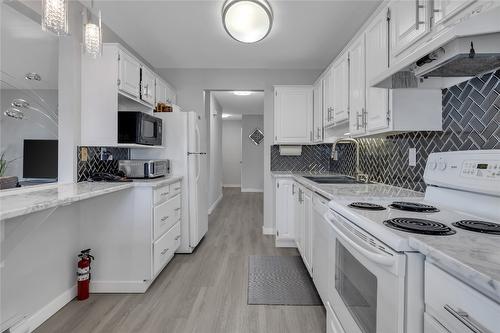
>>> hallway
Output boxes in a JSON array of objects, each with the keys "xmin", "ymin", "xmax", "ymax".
[{"xmin": 36, "ymin": 188, "xmax": 325, "ymax": 333}]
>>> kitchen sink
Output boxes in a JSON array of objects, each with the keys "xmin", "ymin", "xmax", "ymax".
[{"xmin": 303, "ymin": 175, "xmax": 371, "ymax": 184}]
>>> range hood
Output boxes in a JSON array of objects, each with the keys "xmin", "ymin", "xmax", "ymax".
[{"xmin": 412, "ymin": 33, "xmax": 500, "ymax": 78}]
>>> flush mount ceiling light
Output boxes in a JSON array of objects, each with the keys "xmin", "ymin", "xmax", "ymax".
[
  {"xmin": 233, "ymin": 91, "xmax": 253, "ymax": 96},
  {"xmin": 42, "ymin": 0, "xmax": 69, "ymax": 35},
  {"xmin": 222, "ymin": 0, "xmax": 273, "ymax": 43}
]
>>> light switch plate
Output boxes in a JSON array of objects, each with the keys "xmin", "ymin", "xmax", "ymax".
[{"xmin": 409, "ymin": 148, "xmax": 416, "ymax": 167}]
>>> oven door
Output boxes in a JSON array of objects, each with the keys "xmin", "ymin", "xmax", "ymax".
[{"xmin": 327, "ymin": 211, "xmax": 406, "ymax": 333}]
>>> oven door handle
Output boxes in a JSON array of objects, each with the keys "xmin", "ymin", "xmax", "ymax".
[{"xmin": 330, "ymin": 222, "xmax": 396, "ymax": 267}]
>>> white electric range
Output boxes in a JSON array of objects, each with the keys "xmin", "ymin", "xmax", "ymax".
[{"xmin": 325, "ymin": 150, "xmax": 500, "ymax": 333}]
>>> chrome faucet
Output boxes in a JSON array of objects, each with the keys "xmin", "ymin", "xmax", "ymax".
[{"xmin": 331, "ymin": 137, "xmax": 369, "ymax": 183}]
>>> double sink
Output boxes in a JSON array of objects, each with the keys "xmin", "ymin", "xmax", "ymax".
[{"xmin": 303, "ymin": 175, "xmax": 371, "ymax": 184}]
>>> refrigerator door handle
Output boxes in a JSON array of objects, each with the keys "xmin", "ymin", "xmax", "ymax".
[{"xmin": 187, "ymin": 152, "xmax": 207, "ymax": 155}]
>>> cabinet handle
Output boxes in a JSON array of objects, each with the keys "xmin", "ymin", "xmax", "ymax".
[
  {"xmin": 160, "ymin": 192, "xmax": 169, "ymax": 196},
  {"xmin": 174, "ymin": 187, "xmax": 181, "ymax": 191},
  {"xmin": 174, "ymin": 207, "xmax": 181, "ymax": 211},
  {"xmin": 175, "ymin": 235, "xmax": 181, "ymax": 240},
  {"xmin": 443, "ymin": 305, "xmax": 488, "ymax": 333},
  {"xmin": 292, "ymin": 183, "xmax": 295, "ymax": 195},
  {"xmin": 415, "ymin": 0, "xmax": 425, "ymax": 30},
  {"xmin": 310, "ymin": 131, "xmax": 313, "ymax": 142},
  {"xmin": 161, "ymin": 216, "xmax": 169, "ymax": 222},
  {"xmin": 362, "ymin": 107, "xmax": 367, "ymax": 128},
  {"xmin": 161, "ymin": 248, "xmax": 169, "ymax": 255},
  {"xmin": 317, "ymin": 127, "xmax": 321, "ymax": 138}
]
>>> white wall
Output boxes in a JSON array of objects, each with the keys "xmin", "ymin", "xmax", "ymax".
[
  {"xmin": 208, "ymin": 93, "xmax": 223, "ymax": 211},
  {"xmin": 222, "ymin": 119, "xmax": 242, "ymax": 187},
  {"xmin": 155, "ymin": 68, "xmax": 321, "ymax": 233},
  {"xmin": 241, "ymin": 115, "xmax": 264, "ymax": 192}
]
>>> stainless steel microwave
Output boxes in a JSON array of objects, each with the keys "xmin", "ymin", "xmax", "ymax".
[{"xmin": 118, "ymin": 111, "xmax": 162, "ymax": 146}]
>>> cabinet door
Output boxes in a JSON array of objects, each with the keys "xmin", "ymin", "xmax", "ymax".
[
  {"xmin": 366, "ymin": 8, "xmax": 391, "ymax": 132},
  {"xmin": 332, "ymin": 54, "xmax": 349, "ymax": 123},
  {"xmin": 275, "ymin": 179, "xmax": 295, "ymax": 240},
  {"xmin": 324, "ymin": 69, "xmax": 335, "ymax": 127},
  {"xmin": 391, "ymin": 0, "xmax": 431, "ymax": 57},
  {"xmin": 141, "ymin": 67, "xmax": 155, "ymax": 105},
  {"xmin": 155, "ymin": 79, "xmax": 167, "ymax": 105},
  {"xmin": 296, "ymin": 186, "xmax": 304, "ymax": 255},
  {"xmin": 302, "ymin": 188, "xmax": 313, "ymax": 275},
  {"xmin": 274, "ymin": 86, "xmax": 313, "ymax": 144},
  {"xmin": 118, "ymin": 50, "xmax": 140, "ymax": 98},
  {"xmin": 313, "ymin": 80, "xmax": 324, "ymax": 142},
  {"xmin": 433, "ymin": 0, "xmax": 475, "ymax": 26},
  {"xmin": 312, "ymin": 196, "xmax": 331, "ymax": 303},
  {"xmin": 348, "ymin": 35, "xmax": 366, "ymax": 136}
]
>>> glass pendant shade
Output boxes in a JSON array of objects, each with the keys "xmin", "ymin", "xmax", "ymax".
[
  {"xmin": 41, "ymin": 0, "xmax": 69, "ymax": 35},
  {"xmin": 83, "ymin": 10, "xmax": 102, "ymax": 58},
  {"xmin": 222, "ymin": 0, "xmax": 273, "ymax": 43}
]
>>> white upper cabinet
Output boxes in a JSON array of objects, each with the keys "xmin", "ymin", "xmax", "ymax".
[
  {"xmin": 366, "ymin": 8, "xmax": 391, "ymax": 132},
  {"xmin": 140, "ymin": 66, "xmax": 155, "ymax": 106},
  {"xmin": 313, "ymin": 79, "xmax": 324, "ymax": 142},
  {"xmin": 155, "ymin": 78, "xmax": 168, "ymax": 106},
  {"xmin": 348, "ymin": 35, "xmax": 366, "ymax": 136},
  {"xmin": 433, "ymin": 0, "xmax": 475, "ymax": 25},
  {"xmin": 274, "ymin": 86, "xmax": 313, "ymax": 144},
  {"xmin": 332, "ymin": 53, "xmax": 349, "ymax": 123},
  {"xmin": 118, "ymin": 50, "xmax": 141, "ymax": 98},
  {"xmin": 323, "ymin": 69, "xmax": 335, "ymax": 127},
  {"xmin": 390, "ymin": 0, "xmax": 431, "ymax": 57}
]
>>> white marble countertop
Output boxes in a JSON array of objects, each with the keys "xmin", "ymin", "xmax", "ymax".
[
  {"xmin": 0, "ymin": 175, "xmax": 183, "ymax": 220},
  {"xmin": 271, "ymin": 171, "xmax": 500, "ymax": 303}
]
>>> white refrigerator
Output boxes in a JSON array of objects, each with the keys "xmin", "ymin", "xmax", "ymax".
[{"xmin": 132, "ymin": 111, "xmax": 208, "ymax": 253}]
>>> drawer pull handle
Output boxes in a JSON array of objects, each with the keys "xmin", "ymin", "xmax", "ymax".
[
  {"xmin": 160, "ymin": 248, "xmax": 169, "ymax": 255},
  {"xmin": 161, "ymin": 216, "xmax": 169, "ymax": 222},
  {"xmin": 175, "ymin": 235, "xmax": 181, "ymax": 240},
  {"xmin": 160, "ymin": 192, "xmax": 169, "ymax": 196},
  {"xmin": 444, "ymin": 304, "xmax": 489, "ymax": 333},
  {"xmin": 174, "ymin": 187, "xmax": 181, "ymax": 191},
  {"xmin": 175, "ymin": 208, "xmax": 181, "ymax": 211}
]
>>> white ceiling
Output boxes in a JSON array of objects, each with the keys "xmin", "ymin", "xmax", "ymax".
[
  {"xmin": 212, "ymin": 91, "xmax": 264, "ymax": 119},
  {"xmin": 1, "ymin": 3, "xmax": 59, "ymax": 90},
  {"xmin": 95, "ymin": 0, "xmax": 381, "ymax": 69}
]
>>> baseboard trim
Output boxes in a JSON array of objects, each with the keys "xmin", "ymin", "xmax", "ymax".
[
  {"xmin": 262, "ymin": 226, "xmax": 274, "ymax": 235},
  {"xmin": 275, "ymin": 238, "xmax": 297, "ymax": 248},
  {"xmin": 27, "ymin": 286, "xmax": 76, "ymax": 332},
  {"xmin": 208, "ymin": 193, "xmax": 223, "ymax": 215},
  {"xmin": 241, "ymin": 188, "xmax": 263, "ymax": 193},
  {"xmin": 223, "ymin": 184, "xmax": 241, "ymax": 188},
  {"xmin": 90, "ymin": 280, "xmax": 150, "ymax": 293}
]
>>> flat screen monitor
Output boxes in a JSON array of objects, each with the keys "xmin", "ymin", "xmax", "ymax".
[{"xmin": 23, "ymin": 139, "xmax": 58, "ymax": 179}]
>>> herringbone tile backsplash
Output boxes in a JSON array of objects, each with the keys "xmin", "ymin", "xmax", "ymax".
[
  {"xmin": 77, "ymin": 146, "xmax": 129, "ymax": 181},
  {"xmin": 272, "ymin": 70, "xmax": 500, "ymax": 192}
]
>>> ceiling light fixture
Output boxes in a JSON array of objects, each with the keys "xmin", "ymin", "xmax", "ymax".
[
  {"xmin": 42, "ymin": 0, "xmax": 69, "ymax": 35},
  {"xmin": 233, "ymin": 91, "xmax": 253, "ymax": 96},
  {"xmin": 83, "ymin": 1, "xmax": 102, "ymax": 58},
  {"xmin": 222, "ymin": 0, "xmax": 273, "ymax": 43}
]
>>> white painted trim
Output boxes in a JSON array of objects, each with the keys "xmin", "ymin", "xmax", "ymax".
[
  {"xmin": 223, "ymin": 184, "xmax": 241, "ymax": 188},
  {"xmin": 27, "ymin": 286, "xmax": 76, "ymax": 332},
  {"xmin": 90, "ymin": 280, "xmax": 150, "ymax": 293},
  {"xmin": 275, "ymin": 238, "xmax": 297, "ymax": 248},
  {"xmin": 241, "ymin": 188, "xmax": 263, "ymax": 193},
  {"xmin": 208, "ymin": 193, "xmax": 223, "ymax": 215},
  {"xmin": 262, "ymin": 226, "xmax": 274, "ymax": 235}
]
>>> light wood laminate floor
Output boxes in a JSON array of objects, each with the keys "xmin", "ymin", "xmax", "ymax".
[{"xmin": 36, "ymin": 188, "xmax": 326, "ymax": 333}]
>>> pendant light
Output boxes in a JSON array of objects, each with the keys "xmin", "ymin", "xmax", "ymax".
[
  {"xmin": 222, "ymin": 0, "xmax": 273, "ymax": 43},
  {"xmin": 83, "ymin": 1, "xmax": 102, "ymax": 58},
  {"xmin": 41, "ymin": 0, "xmax": 69, "ymax": 35}
]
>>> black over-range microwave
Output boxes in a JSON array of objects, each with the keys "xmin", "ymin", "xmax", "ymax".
[{"xmin": 118, "ymin": 111, "xmax": 162, "ymax": 146}]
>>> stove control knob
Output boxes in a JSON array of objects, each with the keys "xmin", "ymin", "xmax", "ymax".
[
  {"xmin": 429, "ymin": 161, "xmax": 437, "ymax": 170},
  {"xmin": 438, "ymin": 161, "xmax": 447, "ymax": 171}
]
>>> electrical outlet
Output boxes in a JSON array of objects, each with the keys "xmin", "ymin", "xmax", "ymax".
[
  {"xmin": 409, "ymin": 148, "xmax": 416, "ymax": 167},
  {"xmin": 81, "ymin": 147, "xmax": 88, "ymax": 162}
]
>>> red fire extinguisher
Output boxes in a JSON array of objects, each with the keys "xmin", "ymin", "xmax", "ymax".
[{"xmin": 77, "ymin": 249, "xmax": 94, "ymax": 300}]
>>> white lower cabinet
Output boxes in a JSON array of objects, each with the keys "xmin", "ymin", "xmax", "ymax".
[
  {"xmin": 275, "ymin": 179, "xmax": 295, "ymax": 247},
  {"xmin": 312, "ymin": 194, "xmax": 331, "ymax": 303},
  {"xmin": 326, "ymin": 301, "xmax": 345, "ymax": 333},
  {"xmin": 153, "ymin": 221, "xmax": 181, "ymax": 276},
  {"xmin": 153, "ymin": 194, "xmax": 181, "ymax": 241},
  {"xmin": 292, "ymin": 183, "xmax": 313, "ymax": 275}
]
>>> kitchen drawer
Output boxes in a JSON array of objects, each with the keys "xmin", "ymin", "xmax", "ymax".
[
  {"xmin": 153, "ymin": 194, "xmax": 181, "ymax": 240},
  {"xmin": 424, "ymin": 313, "xmax": 449, "ymax": 333},
  {"xmin": 425, "ymin": 262, "xmax": 500, "ymax": 333},
  {"xmin": 153, "ymin": 222, "xmax": 181, "ymax": 276},
  {"xmin": 326, "ymin": 301, "xmax": 345, "ymax": 333},
  {"xmin": 154, "ymin": 185, "xmax": 170, "ymax": 205},
  {"xmin": 170, "ymin": 181, "xmax": 181, "ymax": 196}
]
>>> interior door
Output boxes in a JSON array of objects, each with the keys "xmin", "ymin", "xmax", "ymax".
[
  {"xmin": 332, "ymin": 54, "xmax": 349, "ymax": 123},
  {"xmin": 391, "ymin": 0, "xmax": 431, "ymax": 57},
  {"xmin": 366, "ymin": 8, "xmax": 390, "ymax": 132},
  {"xmin": 348, "ymin": 35, "xmax": 366, "ymax": 136},
  {"xmin": 118, "ymin": 50, "xmax": 140, "ymax": 98}
]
